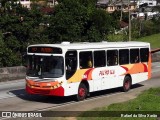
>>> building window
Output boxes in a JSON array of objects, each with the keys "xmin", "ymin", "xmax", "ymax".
[
  {"xmin": 110, "ymin": 6, "xmax": 114, "ymax": 10},
  {"xmin": 117, "ymin": 6, "xmax": 121, "ymax": 10}
]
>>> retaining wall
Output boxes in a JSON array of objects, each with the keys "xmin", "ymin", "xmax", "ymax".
[
  {"xmin": 0, "ymin": 66, "xmax": 26, "ymax": 82},
  {"xmin": 152, "ymin": 51, "xmax": 160, "ymax": 62}
]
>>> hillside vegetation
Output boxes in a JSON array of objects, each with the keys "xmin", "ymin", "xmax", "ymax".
[{"xmin": 137, "ymin": 33, "xmax": 160, "ymax": 48}]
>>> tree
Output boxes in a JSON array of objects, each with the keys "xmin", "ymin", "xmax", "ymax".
[
  {"xmin": 141, "ymin": 20, "xmax": 155, "ymax": 36},
  {"xmin": 47, "ymin": 0, "xmax": 89, "ymax": 42},
  {"xmin": 87, "ymin": 9, "xmax": 116, "ymax": 41},
  {"xmin": 47, "ymin": 0, "xmax": 116, "ymax": 43},
  {"xmin": 0, "ymin": 1, "xmax": 48, "ymax": 67},
  {"xmin": 0, "ymin": 31, "xmax": 5, "ymax": 67},
  {"xmin": 0, "ymin": 0, "xmax": 131, "ymax": 67}
]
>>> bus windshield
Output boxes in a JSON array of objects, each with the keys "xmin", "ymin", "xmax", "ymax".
[{"xmin": 26, "ymin": 55, "xmax": 64, "ymax": 78}]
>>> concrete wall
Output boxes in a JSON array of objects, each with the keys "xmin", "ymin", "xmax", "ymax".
[
  {"xmin": 0, "ymin": 66, "xmax": 26, "ymax": 82},
  {"xmin": 152, "ymin": 52, "xmax": 160, "ymax": 62}
]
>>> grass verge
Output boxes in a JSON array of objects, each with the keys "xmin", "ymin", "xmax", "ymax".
[
  {"xmin": 137, "ymin": 33, "xmax": 160, "ymax": 48},
  {"xmin": 77, "ymin": 87, "xmax": 160, "ymax": 120}
]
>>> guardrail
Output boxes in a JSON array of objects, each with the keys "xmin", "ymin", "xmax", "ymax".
[{"xmin": 151, "ymin": 48, "xmax": 160, "ymax": 53}]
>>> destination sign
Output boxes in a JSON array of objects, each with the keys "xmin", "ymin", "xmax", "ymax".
[{"xmin": 28, "ymin": 47, "xmax": 62, "ymax": 54}]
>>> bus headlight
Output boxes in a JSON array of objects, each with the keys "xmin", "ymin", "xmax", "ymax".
[{"xmin": 26, "ymin": 82, "xmax": 31, "ymax": 87}]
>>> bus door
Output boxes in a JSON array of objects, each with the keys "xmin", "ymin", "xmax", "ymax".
[{"xmin": 65, "ymin": 51, "xmax": 78, "ymax": 80}]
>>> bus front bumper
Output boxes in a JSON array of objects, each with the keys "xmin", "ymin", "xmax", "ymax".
[{"xmin": 26, "ymin": 85, "xmax": 64, "ymax": 96}]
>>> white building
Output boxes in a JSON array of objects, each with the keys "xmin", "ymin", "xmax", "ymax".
[
  {"xmin": 137, "ymin": 0, "xmax": 157, "ymax": 8},
  {"xmin": 47, "ymin": 0, "xmax": 58, "ymax": 7},
  {"xmin": 18, "ymin": 0, "xmax": 31, "ymax": 9},
  {"xmin": 17, "ymin": 0, "xmax": 58, "ymax": 9}
]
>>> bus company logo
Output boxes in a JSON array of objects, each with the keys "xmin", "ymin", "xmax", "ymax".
[
  {"xmin": 82, "ymin": 75, "xmax": 87, "ymax": 79},
  {"xmin": 2, "ymin": 112, "xmax": 11, "ymax": 118},
  {"xmin": 99, "ymin": 69, "xmax": 115, "ymax": 76}
]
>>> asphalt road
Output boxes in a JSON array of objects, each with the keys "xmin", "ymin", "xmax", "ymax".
[{"xmin": 0, "ymin": 62, "xmax": 160, "ymax": 119}]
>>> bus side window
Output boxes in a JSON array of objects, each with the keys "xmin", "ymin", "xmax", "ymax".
[
  {"xmin": 107, "ymin": 50, "xmax": 118, "ymax": 66},
  {"xmin": 79, "ymin": 51, "xmax": 93, "ymax": 69},
  {"xmin": 119, "ymin": 49, "xmax": 129, "ymax": 65},
  {"xmin": 130, "ymin": 49, "xmax": 140, "ymax": 63},
  {"xmin": 94, "ymin": 50, "xmax": 106, "ymax": 67},
  {"xmin": 87, "ymin": 56, "xmax": 92, "ymax": 68},
  {"xmin": 140, "ymin": 48, "xmax": 149, "ymax": 62}
]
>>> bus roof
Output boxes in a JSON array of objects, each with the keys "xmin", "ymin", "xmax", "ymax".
[{"xmin": 28, "ymin": 41, "xmax": 150, "ymax": 50}]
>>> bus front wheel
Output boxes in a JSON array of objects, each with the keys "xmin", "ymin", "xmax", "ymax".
[
  {"xmin": 77, "ymin": 83, "xmax": 87, "ymax": 101},
  {"xmin": 123, "ymin": 76, "xmax": 132, "ymax": 92}
]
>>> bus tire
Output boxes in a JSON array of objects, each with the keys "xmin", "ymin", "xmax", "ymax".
[
  {"xmin": 77, "ymin": 83, "xmax": 87, "ymax": 101},
  {"xmin": 123, "ymin": 76, "xmax": 132, "ymax": 92}
]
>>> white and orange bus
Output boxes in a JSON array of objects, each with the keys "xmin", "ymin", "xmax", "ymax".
[{"xmin": 25, "ymin": 41, "xmax": 151, "ymax": 101}]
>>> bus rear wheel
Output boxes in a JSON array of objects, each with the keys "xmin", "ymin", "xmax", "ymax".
[
  {"xmin": 123, "ymin": 76, "xmax": 132, "ymax": 92},
  {"xmin": 77, "ymin": 83, "xmax": 87, "ymax": 101}
]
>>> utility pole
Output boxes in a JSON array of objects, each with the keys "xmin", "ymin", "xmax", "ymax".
[
  {"xmin": 128, "ymin": 0, "xmax": 131, "ymax": 41},
  {"xmin": 120, "ymin": 0, "xmax": 123, "ymax": 21}
]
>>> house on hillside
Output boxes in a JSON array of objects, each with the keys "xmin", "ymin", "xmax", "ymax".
[
  {"xmin": 115, "ymin": 0, "xmax": 137, "ymax": 12},
  {"xmin": 115, "ymin": 21, "xmax": 128, "ymax": 34},
  {"xmin": 157, "ymin": 0, "xmax": 160, "ymax": 5},
  {"xmin": 96, "ymin": 0, "xmax": 110, "ymax": 8},
  {"xmin": 96, "ymin": 0, "xmax": 137, "ymax": 13},
  {"xmin": 96, "ymin": 0, "xmax": 116, "ymax": 13},
  {"xmin": 47, "ymin": 0, "xmax": 58, "ymax": 7},
  {"xmin": 18, "ymin": 0, "xmax": 31, "ymax": 9},
  {"xmin": 137, "ymin": 0, "xmax": 157, "ymax": 8},
  {"xmin": 18, "ymin": 0, "xmax": 58, "ymax": 9}
]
